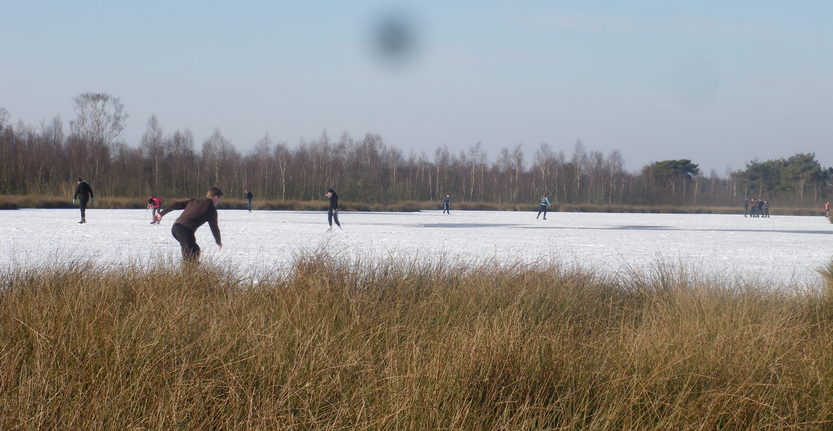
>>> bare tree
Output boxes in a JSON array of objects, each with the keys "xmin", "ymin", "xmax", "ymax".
[
  {"xmin": 251, "ymin": 133, "xmax": 273, "ymax": 198},
  {"xmin": 273, "ymin": 142, "xmax": 291, "ymax": 200},
  {"xmin": 201, "ymin": 129, "xmax": 235, "ymax": 187},
  {"xmin": 0, "ymin": 108, "xmax": 9, "ymax": 131},
  {"xmin": 467, "ymin": 142, "xmax": 486, "ymax": 202},
  {"xmin": 141, "ymin": 115, "xmax": 164, "ymax": 193},
  {"xmin": 70, "ymin": 92, "xmax": 127, "ymax": 181}
]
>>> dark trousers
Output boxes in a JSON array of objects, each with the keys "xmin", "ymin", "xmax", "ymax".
[
  {"xmin": 247, "ymin": 198, "xmax": 253, "ymax": 212},
  {"xmin": 79, "ymin": 197, "xmax": 89, "ymax": 220},
  {"xmin": 443, "ymin": 204, "xmax": 450, "ymax": 214},
  {"xmin": 172, "ymin": 223, "xmax": 200, "ymax": 263},
  {"xmin": 537, "ymin": 205, "xmax": 547, "ymax": 219},
  {"xmin": 328, "ymin": 208, "xmax": 341, "ymax": 227}
]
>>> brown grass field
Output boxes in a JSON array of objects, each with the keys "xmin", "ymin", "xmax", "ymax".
[{"xmin": 3, "ymin": 253, "xmax": 833, "ymax": 429}]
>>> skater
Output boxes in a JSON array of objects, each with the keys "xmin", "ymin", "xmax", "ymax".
[
  {"xmin": 825, "ymin": 201, "xmax": 829, "ymax": 217},
  {"xmin": 244, "ymin": 188, "xmax": 254, "ymax": 212},
  {"xmin": 442, "ymin": 194, "xmax": 451, "ymax": 214},
  {"xmin": 72, "ymin": 178, "xmax": 95, "ymax": 224},
  {"xmin": 743, "ymin": 198, "xmax": 749, "ymax": 217},
  {"xmin": 325, "ymin": 188, "xmax": 341, "ymax": 231},
  {"xmin": 153, "ymin": 186, "xmax": 223, "ymax": 264},
  {"xmin": 536, "ymin": 194, "xmax": 551, "ymax": 220},
  {"xmin": 147, "ymin": 196, "xmax": 162, "ymax": 224},
  {"xmin": 763, "ymin": 200, "xmax": 770, "ymax": 218}
]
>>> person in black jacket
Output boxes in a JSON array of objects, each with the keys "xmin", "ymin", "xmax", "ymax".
[
  {"xmin": 442, "ymin": 194, "xmax": 451, "ymax": 214},
  {"xmin": 72, "ymin": 178, "xmax": 95, "ymax": 224},
  {"xmin": 154, "ymin": 186, "xmax": 223, "ymax": 264},
  {"xmin": 325, "ymin": 188, "xmax": 341, "ymax": 231},
  {"xmin": 244, "ymin": 188, "xmax": 254, "ymax": 212}
]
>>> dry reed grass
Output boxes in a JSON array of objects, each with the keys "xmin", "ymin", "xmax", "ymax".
[{"xmin": 2, "ymin": 255, "xmax": 833, "ymax": 429}]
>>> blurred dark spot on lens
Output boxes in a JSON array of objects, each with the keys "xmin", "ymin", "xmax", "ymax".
[{"xmin": 370, "ymin": 11, "xmax": 418, "ymax": 68}]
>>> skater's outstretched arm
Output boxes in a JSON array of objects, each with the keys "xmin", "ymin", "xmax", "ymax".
[
  {"xmin": 208, "ymin": 209, "xmax": 222, "ymax": 250},
  {"xmin": 153, "ymin": 200, "xmax": 190, "ymax": 222}
]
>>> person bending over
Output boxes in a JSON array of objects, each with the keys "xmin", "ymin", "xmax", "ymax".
[
  {"xmin": 154, "ymin": 186, "xmax": 223, "ymax": 264},
  {"xmin": 147, "ymin": 196, "xmax": 162, "ymax": 224}
]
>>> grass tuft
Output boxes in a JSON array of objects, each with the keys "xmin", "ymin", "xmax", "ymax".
[{"xmin": 2, "ymin": 256, "xmax": 833, "ymax": 429}]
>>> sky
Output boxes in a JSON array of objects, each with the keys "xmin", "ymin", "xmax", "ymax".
[{"xmin": 2, "ymin": 0, "xmax": 832, "ymax": 173}]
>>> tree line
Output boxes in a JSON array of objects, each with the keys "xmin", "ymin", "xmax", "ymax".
[{"xmin": 1, "ymin": 94, "xmax": 831, "ymax": 207}]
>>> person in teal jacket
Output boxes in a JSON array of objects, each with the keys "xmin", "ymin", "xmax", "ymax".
[{"xmin": 536, "ymin": 194, "xmax": 551, "ymax": 220}]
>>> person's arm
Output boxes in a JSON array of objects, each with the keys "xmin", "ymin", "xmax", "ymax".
[
  {"xmin": 155, "ymin": 200, "xmax": 190, "ymax": 222},
  {"xmin": 208, "ymin": 208, "xmax": 222, "ymax": 248},
  {"xmin": 159, "ymin": 200, "xmax": 189, "ymax": 216},
  {"xmin": 73, "ymin": 184, "xmax": 80, "ymax": 200},
  {"xmin": 89, "ymin": 186, "xmax": 94, "ymax": 199}
]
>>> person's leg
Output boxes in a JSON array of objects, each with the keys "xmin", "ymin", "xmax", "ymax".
[
  {"xmin": 333, "ymin": 209, "xmax": 341, "ymax": 227},
  {"xmin": 328, "ymin": 209, "xmax": 334, "ymax": 227},
  {"xmin": 172, "ymin": 224, "xmax": 200, "ymax": 263},
  {"xmin": 247, "ymin": 198, "xmax": 252, "ymax": 212},
  {"xmin": 543, "ymin": 206, "xmax": 547, "ymax": 220},
  {"xmin": 79, "ymin": 198, "xmax": 88, "ymax": 222}
]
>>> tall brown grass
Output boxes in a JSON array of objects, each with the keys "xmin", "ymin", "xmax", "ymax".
[{"xmin": 3, "ymin": 255, "xmax": 833, "ymax": 429}]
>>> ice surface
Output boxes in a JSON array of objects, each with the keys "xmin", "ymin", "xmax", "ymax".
[{"xmin": 2, "ymin": 208, "xmax": 831, "ymax": 285}]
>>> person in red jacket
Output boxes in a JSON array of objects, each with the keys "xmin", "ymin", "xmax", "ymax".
[
  {"xmin": 154, "ymin": 187, "xmax": 223, "ymax": 264},
  {"xmin": 147, "ymin": 196, "xmax": 163, "ymax": 224}
]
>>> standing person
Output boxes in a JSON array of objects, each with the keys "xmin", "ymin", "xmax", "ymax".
[
  {"xmin": 763, "ymin": 200, "xmax": 770, "ymax": 218},
  {"xmin": 324, "ymin": 188, "xmax": 341, "ymax": 231},
  {"xmin": 442, "ymin": 194, "xmax": 451, "ymax": 214},
  {"xmin": 147, "ymin": 196, "xmax": 163, "ymax": 224},
  {"xmin": 153, "ymin": 186, "xmax": 223, "ymax": 264},
  {"xmin": 72, "ymin": 178, "xmax": 95, "ymax": 224},
  {"xmin": 825, "ymin": 201, "xmax": 829, "ymax": 217},
  {"xmin": 244, "ymin": 188, "xmax": 254, "ymax": 212},
  {"xmin": 536, "ymin": 194, "xmax": 551, "ymax": 220},
  {"xmin": 743, "ymin": 198, "xmax": 749, "ymax": 217}
]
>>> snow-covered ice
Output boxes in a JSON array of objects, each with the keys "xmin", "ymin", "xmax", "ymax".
[{"xmin": 2, "ymin": 208, "xmax": 832, "ymax": 285}]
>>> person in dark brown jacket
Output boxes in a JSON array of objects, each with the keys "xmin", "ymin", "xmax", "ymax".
[{"xmin": 154, "ymin": 186, "xmax": 223, "ymax": 263}]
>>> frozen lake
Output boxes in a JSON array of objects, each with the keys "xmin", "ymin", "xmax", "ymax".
[{"xmin": 2, "ymin": 208, "xmax": 832, "ymax": 285}]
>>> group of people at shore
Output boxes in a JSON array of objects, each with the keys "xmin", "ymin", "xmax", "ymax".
[
  {"xmin": 150, "ymin": 187, "xmax": 340, "ymax": 262},
  {"xmin": 71, "ymin": 180, "xmax": 559, "ymax": 264},
  {"xmin": 743, "ymin": 198, "xmax": 770, "ymax": 218},
  {"xmin": 73, "ymin": 179, "xmax": 342, "ymax": 264}
]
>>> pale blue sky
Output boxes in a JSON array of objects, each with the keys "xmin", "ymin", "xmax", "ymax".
[{"xmin": 2, "ymin": 1, "xmax": 831, "ymax": 172}]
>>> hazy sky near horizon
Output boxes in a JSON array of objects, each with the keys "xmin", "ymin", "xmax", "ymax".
[{"xmin": 2, "ymin": 0, "xmax": 831, "ymax": 173}]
